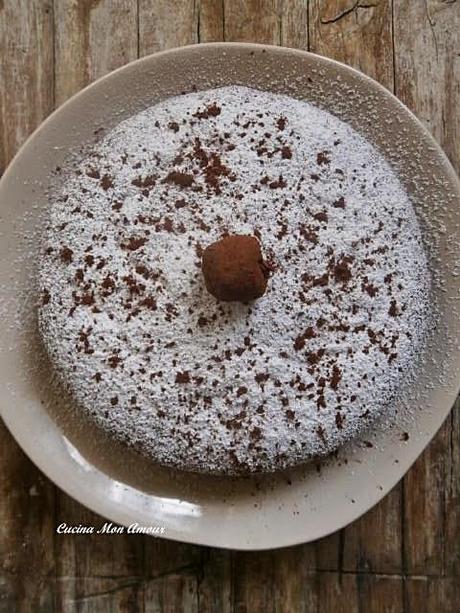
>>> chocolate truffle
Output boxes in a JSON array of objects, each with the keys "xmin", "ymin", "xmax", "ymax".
[{"xmin": 202, "ymin": 234, "xmax": 269, "ymax": 302}]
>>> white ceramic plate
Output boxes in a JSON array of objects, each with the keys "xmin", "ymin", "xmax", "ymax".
[{"xmin": 0, "ymin": 43, "xmax": 459, "ymax": 550}]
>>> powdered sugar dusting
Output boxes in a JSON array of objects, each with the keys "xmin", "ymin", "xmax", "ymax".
[{"xmin": 38, "ymin": 86, "xmax": 430, "ymax": 475}]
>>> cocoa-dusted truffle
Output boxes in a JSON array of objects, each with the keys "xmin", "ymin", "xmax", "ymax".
[{"xmin": 202, "ymin": 234, "xmax": 269, "ymax": 302}]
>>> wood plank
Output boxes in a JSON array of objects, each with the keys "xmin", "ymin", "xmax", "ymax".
[
  {"xmin": 0, "ymin": 434, "xmax": 56, "ymax": 611},
  {"xmin": 53, "ymin": 0, "xmax": 215, "ymax": 607},
  {"xmin": 0, "ymin": 1, "xmax": 56, "ymax": 611},
  {"xmin": 317, "ymin": 572, "xmax": 405, "ymax": 613},
  {"xmin": 222, "ymin": 0, "xmax": 402, "ymax": 603},
  {"xmin": 270, "ymin": 546, "xmax": 319, "ymax": 612},
  {"xmin": 230, "ymin": 551, "xmax": 278, "ymax": 612},
  {"xmin": 402, "ymin": 424, "xmax": 450, "ymax": 575},
  {"xmin": 405, "ymin": 576, "xmax": 459, "ymax": 613},
  {"xmin": 138, "ymin": 0, "xmax": 196, "ymax": 56},
  {"xmin": 393, "ymin": 0, "xmax": 460, "ymax": 169},
  {"xmin": 141, "ymin": 533, "xmax": 203, "ymax": 608},
  {"xmin": 135, "ymin": 5, "xmax": 229, "ymax": 611},
  {"xmin": 138, "ymin": 1, "xmax": 224, "ymax": 56},
  {"xmin": 54, "ymin": 493, "xmax": 144, "ymax": 611},
  {"xmin": 232, "ymin": 548, "xmax": 320, "ymax": 612},
  {"xmin": 316, "ymin": 572, "xmax": 359, "ymax": 613},
  {"xmin": 224, "ymin": 0, "xmax": 282, "ymax": 45},
  {"xmin": 315, "ymin": 531, "xmax": 342, "ymax": 570},
  {"xmin": 281, "ymin": 0, "xmax": 309, "ymax": 50},
  {"xmin": 198, "ymin": 0, "xmax": 225, "ymax": 43},
  {"xmin": 223, "ymin": 0, "xmax": 306, "ymax": 49},
  {"xmin": 143, "ymin": 573, "xmax": 199, "ymax": 613},
  {"xmin": 393, "ymin": 0, "xmax": 460, "ymax": 582},
  {"xmin": 51, "ymin": 3, "xmax": 150, "ymax": 611},
  {"xmin": 319, "ymin": 573, "xmax": 457, "ymax": 613},
  {"xmin": 196, "ymin": 548, "xmax": 232, "ymax": 613},
  {"xmin": 54, "ymin": 0, "xmax": 138, "ymax": 105},
  {"xmin": 55, "ymin": 498, "xmax": 203, "ymax": 611},
  {"xmin": 309, "ymin": 0, "xmax": 394, "ymax": 89},
  {"xmin": 55, "ymin": 576, "xmax": 145, "ymax": 613},
  {"xmin": 308, "ymin": 0, "xmax": 402, "ymax": 577},
  {"xmin": 184, "ymin": 7, "xmax": 234, "ymax": 609},
  {"xmin": 339, "ymin": 488, "xmax": 403, "ymax": 574},
  {"xmin": 219, "ymin": 4, "xmax": 318, "ymax": 608},
  {"xmin": 353, "ymin": 573, "xmax": 403, "ymax": 613},
  {"xmin": 0, "ymin": 0, "xmax": 54, "ymax": 169},
  {"xmin": 446, "ymin": 396, "xmax": 460, "ymax": 578}
]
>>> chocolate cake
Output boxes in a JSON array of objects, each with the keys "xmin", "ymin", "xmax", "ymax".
[{"xmin": 38, "ymin": 86, "xmax": 430, "ymax": 475}]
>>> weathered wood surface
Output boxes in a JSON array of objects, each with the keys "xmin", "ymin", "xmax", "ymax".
[{"xmin": 0, "ymin": 1, "xmax": 459, "ymax": 611}]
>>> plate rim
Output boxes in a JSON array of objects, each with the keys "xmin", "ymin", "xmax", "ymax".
[{"xmin": 1, "ymin": 42, "xmax": 459, "ymax": 551}]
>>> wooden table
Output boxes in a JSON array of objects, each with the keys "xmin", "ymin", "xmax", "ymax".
[{"xmin": 1, "ymin": 2, "xmax": 459, "ymax": 611}]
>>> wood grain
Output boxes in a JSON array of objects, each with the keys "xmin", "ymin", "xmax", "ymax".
[
  {"xmin": 0, "ymin": 0, "xmax": 459, "ymax": 611},
  {"xmin": 0, "ymin": 0, "xmax": 54, "ymax": 170},
  {"xmin": 393, "ymin": 3, "xmax": 460, "ymax": 606},
  {"xmin": 54, "ymin": 0, "xmax": 138, "ymax": 105},
  {"xmin": 0, "ymin": 2, "xmax": 56, "ymax": 611},
  {"xmin": 309, "ymin": 0, "xmax": 394, "ymax": 89},
  {"xmin": 55, "ymin": 1, "xmax": 206, "ymax": 611},
  {"xmin": 308, "ymin": 0, "xmax": 403, "ymax": 580},
  {"xmin": 393, "ymin": 0, "xmax": 460, "ymax": 168},
  {"xmin": 198, "ymin": 0, "xmax": 225, "ymax": 43},
  {"xmin": 281, "ymin": 0, "xmax": 310, "ymax": 50},
  {"xmin": 224, "ymin": 0, "xmax": 282, "ymax": 44},
  {"xmin": 138, "ymin": 0, "xmax": 196, "ymax": 56}
]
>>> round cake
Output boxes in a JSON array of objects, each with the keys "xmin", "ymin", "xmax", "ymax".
[{"xmin": 38, "ymin": 86, "xmax": 430, "ymax": 475}]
